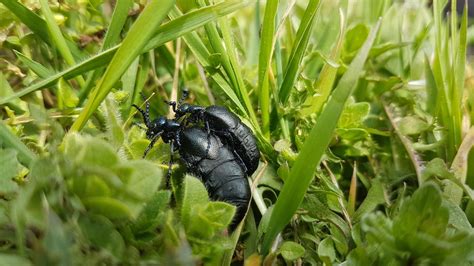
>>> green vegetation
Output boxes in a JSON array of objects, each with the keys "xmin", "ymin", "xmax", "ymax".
[{"xmin": 1, "ymin": 0, "xmax": 474, "ymax": 264}]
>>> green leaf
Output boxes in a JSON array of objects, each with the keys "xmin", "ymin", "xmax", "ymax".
[
  {"xmin": 279, "ymin": 241, "xmax": 305, "ymax": 261},
  {"xmin": 261, "ymin": 19, "xmax": 381, "ymax": 254},
  {"xmin": 180, "ymin": 175, "xmax": 210, "ymax": 230},
  {"xmin": 279, "ymin": 0, "xmax": 321, "ymax": 103},
  {"xmin": 63, "ymin": 134, "xmax": 119, "ymax": 168},
  {"xmin": 0, "ymin": 254, "xmax": 31, "ymax": 266},
  {"xmin": 0, "ymin": 149, "xmax": 20, "ymax": 196},
  {"xmin": 120, "ymin": 160, "xmax": 163, "ymax": 200},
  {"xmin": 132, "ymin": 190, "xmax": 171, "ymax": 234},
  {"xmin": 78, "ymin": 215, "xmax": 125, "ymax": 259},
  {"xmin": 317, "ymin": 238, "xmax": 336, "ymax": 264},
  {"xmin": 397, "ymin": 116, "xmax": 430, "ymax": 135},
  {"xmin": 82, "ymin": 197, "xmax": 133, "ymax": 219}
]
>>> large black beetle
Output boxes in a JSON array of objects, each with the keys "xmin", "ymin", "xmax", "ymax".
[{"xmin": 132, "ymin": 101, "xmax": 253, "ymax": 230}]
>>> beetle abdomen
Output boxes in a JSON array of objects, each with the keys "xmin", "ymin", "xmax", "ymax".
[{"xmin": 203, "ymin": 106, "xmax": 260, "ymax": 175}]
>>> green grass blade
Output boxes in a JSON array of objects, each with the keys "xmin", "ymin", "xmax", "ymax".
[
  {"xmin": 39, "ymin": 0, "xmax": 85, "ymax": 88},
  {"xmin": 0, "ymin": 0, "xmax": 50, "ymax": 43},
  {"xmin": 261, "ymin": 20, "xmax": 381, "ymax": 254},
  {"xmin": 258, "ymin": 0, "xmax": 279, "ymax": 137},
  {"xmin": 102, "ymin": 0, "xmax": 133, "ymax": 49},
  {"xmin": 0, "ymin": 122, "xmax": 36, "ymax": 166},
  {"xmin": 299, "ymin": 8, "xmax": 346, "ymax": 117},
  {"xmin": 70, "ymin": 0, "xmax": 176, "ymax": 132},
  {"xmin": 218, "ymin": 17, "xmax": 259, "ymax": 128},
  {"xmin": 78, "ymin": 0, "xmax": 133, "ymax": 102},
  {"xmin": 38, "ymin": 0, "xmax": 81, "ymax": 71},
  {"xmin": 278, "ymin": 0, "xmax": 320, "ymax": 104},
  {"xmin": 14, "ymin": 50, "xmax": 54, "ymax": 78},
  {"xmin": 0, "ymin": 1, "xmax": 244, "ymax": 106}
]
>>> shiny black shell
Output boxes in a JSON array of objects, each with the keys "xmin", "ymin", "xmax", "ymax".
[
  {"xmin": 178, "ymin": 126, "xmax": 250, "ymax": 230},
  {"xmin": 202, "ymin": 106, "xmax": 260, "ymax": 176}
]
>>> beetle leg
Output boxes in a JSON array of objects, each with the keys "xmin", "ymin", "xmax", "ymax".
[
  {"xmin": 166, "ymin": 140, "xmax": 174, "ymax": 188},
  {"xmin": 164, "ymin": 100, "xmax": 177, "ymax": 112},
  {"xmin": 143, "ymin": 133, "xmax": 161, "ymax": 158}
]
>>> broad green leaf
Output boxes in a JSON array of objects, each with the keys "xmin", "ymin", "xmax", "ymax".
[
  {"xmin": 132, "ymin": 190, "xmax": 171, "ymax": 234},
  {"xmin": 180, "ymin": 175, "xmax": 210, "ymax": 230},
  {"xmin": 261, "ymin": 20, "xmax": 381, "ymax": 254},
  {"xmin": 279, "ymin": 241, "xmax": 305, "ymax": 261},
  {"xmin": 82, "ymin": 197, "xmax": 133, "ymax": 219}
]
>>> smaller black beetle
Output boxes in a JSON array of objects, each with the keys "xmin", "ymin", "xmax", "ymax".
[
  {"xmin": 132, "ymin": 101, "xmax": 251, "ymax": 231},
  {"xmin": 166, "ymin": 92, "xmax": 260, "ymax": 176}
]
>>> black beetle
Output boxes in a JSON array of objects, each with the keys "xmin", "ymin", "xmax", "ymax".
[
  {"xmin": 132, "ymin": 100, "xmax": 252, "ymax": 230},
  {"xmin": 166, "ymin": 92, "xmax": 260, "ymax": 176}
]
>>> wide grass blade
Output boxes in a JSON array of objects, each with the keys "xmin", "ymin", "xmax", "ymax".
[
  {"xmin": 70, "ymin": 0, "xmax": 176, "ymax": 132},
  {"xmin": 258, "ymin": 0, "xmax": 279, "ymax": 137},
  {"xmin": 278, "ymin": 0, "xmax": 320, "ymax": 104},
  {"xmin": 0, "ymin": 122, "xmax": 36, "ymax": 166},
  {"xmin": 261, "ymin": 20, "xmax": 381, "ymax": 254},
  {"xmin": 0, "ymin": 1, "xmax": 245, "ymax": 106}
]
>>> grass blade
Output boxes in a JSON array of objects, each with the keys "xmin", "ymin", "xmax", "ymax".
[
  {"xmin": 70, "ymin": 0, "xmax": 176, "ymax": 132},
  {"xmin": 299, "ymin": 8, "xmax": 346, "ymax": 116},
  {"xmin": 278, "ymin": 0, "xmax": 320, "ymax": 104},
  {"xmin": 0, "ymin": 1, "xmax": 245, "ymax": 106},
  {"xmin": 258, "ymin": 0, "xmax": 279, "ymax": 137},
  {"xmin": 39, "ymin": 0, "xmax": 84, "ymax": 86},
  {"xmin": 79, "ymin": 0, "xmax": 133, "ymax": 102},
  {"xmin": 261, "ymin": 20, "xmax": 381, "ymax": 254},
  {"xmin": 0, "ymin": 0, "xmax": 50, "ymax": 43}
]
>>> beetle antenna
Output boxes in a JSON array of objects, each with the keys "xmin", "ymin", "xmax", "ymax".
[
  {"xmin": 143, "ymin": 130, "xmax": 163, "ymax": 157},
  {"xmin": 132, "ymin": 104, "xmax": 151, "ymax": 128}
]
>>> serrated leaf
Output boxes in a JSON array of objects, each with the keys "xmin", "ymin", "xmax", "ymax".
[{"xmin": 120, "ymin": 160, "xmax": 162, "ymax": 200}]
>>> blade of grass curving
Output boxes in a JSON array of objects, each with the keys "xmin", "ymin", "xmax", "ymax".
[
  {"xmin": 79, "ymin": 0, "xmax": 133, "ymax": 103},
  {"xmin": 299, "ymin": 8, "xmax": 346, "ymax": 117},
  {"xmin": 278, "ymin": 0, "xmax": 321, "ymax": 104},
  {"xmin": 0, "ymin": 0, "xmax": 50, "ymax": 43},
  {"xmin": 0, "ymin": 122, "xmax": 36, "ymax": 166},
  {"xmin": 168, "ymin": 8, "xmax": 246, "ymax": 116},
  {"xmin": 0, "ymin": 1, "xmax": 245, "ymax": 106},
  {"xmin": 14, "ymin": 51, "xmax": 54, "ymax": 78},
  {"xmin": 261, "ymin": 20, "xmax": 381, "ymax": 254},
  {"xmin": 218, "ymin": 17, "xmax": 259, "ymax": 128},
  {"xmin": 258, "ymin": 0, "xmax": 279, "ymax": 138},
  {"xmin": 39, "ymin": 0, "xmax": 85, "ymax": 86},
  {"xmin": 70, "ymin": 0, "xmax": 176, "ymax": 132}
]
